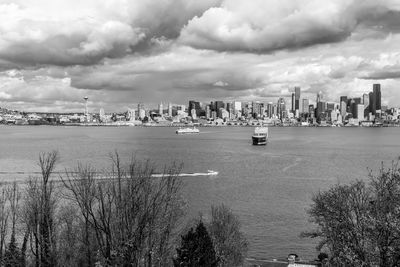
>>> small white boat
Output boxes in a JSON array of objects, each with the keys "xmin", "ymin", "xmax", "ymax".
[
  {"xmin": 252, "ymin": 127, "xmax": 268, "ymax": 145},
  {"xmin": 176, "ymin": 127, "xmax": 200, "ymax": 134}
]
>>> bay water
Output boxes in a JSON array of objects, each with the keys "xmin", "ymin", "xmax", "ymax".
[{"xmin": 0, "ymin": 125, "xmax": 399, "ymax": 259}]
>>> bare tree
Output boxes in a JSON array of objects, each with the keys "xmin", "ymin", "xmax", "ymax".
[
  {"xmin": 24, "ymin": 151, "xmax": 59, "ymax": 267},
  {"xmin": 0, "ymin": 184, "xmax": 9, "ymax": 264},
  {"xmin": 61, "ymin": 152, "xmax": 185, "ymax": 266}
]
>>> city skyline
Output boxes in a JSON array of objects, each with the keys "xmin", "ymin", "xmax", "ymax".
[{"xmin": 1, "ymin": 1, "xmax": 400, "ymax": 112}]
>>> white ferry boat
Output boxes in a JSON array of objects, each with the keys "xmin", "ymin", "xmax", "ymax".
[
  {"xmin": 176, "ymin": 127, "xmax": 200, "ymax": 134},
  {"xmin": 252, "ymin": 127, "xmax": 268, "ymax": 145}
]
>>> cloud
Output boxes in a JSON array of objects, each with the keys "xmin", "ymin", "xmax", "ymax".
[
  {"xmin": 360, "ymin": 69, "xmax": 400, "ymax": 80},
  {"xmin": 0, "ymin": 0, "xmax": 222, "ymax": 67},
  {"xmin": 179, "ymin": 0, "xmax": 400, "ymax": 53},
  {"xmin": 213, "ymin": 81, "xmax": 229, "ymax": 87}
]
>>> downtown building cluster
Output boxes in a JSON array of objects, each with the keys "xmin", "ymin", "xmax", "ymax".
[{"xmin": 181, "ymin": 83, "xmax": 399, "ymax": 126}]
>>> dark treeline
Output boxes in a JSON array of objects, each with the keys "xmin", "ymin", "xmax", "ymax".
[{"xmin": 0, "ymin": 151, "xmax": 248, "ymax": 267}]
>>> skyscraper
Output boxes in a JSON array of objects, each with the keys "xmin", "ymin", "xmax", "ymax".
[
  {"xmin": 158, "ymin": 102, "xmax": 163, "ymax": 115},
  {"xmin": 373, "ymin": 84, "xmax": 381, "ymax": 111},
  {"xmin": 168, "ymin": 102, "xmax": 172, "ymax": 116},
  {"xmin": 295, "ymin": 87, "xmax": 300, "ymax": 111},
  {"xmin": 340, "ymin": 96, "xmax": 347, "ymax": 118},
  {"xmin": 363, "ymin": 94, "xmax": 369, "ymax": 118},
  {"xmin": 291, "ymin": 93, "xmax": 295, "ymax": 112},
  {"xmin": 188, "ymin": 100, "xmax": 201, "ymax": 117},
  {"xmin": 277, "ymin": 98, "xmax": 286, "ymax": 120},
  {"xmin": 369, "ymin": 91, "xmax": 376, "ymax": 115},
  {"xmin": 302, "ymin": 99, "xmax": 309, "ymax": 114}
]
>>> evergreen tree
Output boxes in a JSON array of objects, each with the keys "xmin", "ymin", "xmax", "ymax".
[{"xmin": 174, "ymin": 221, "xmax": 218, "ymax": 267}]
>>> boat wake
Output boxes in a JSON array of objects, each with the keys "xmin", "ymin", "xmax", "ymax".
[{"xmin": 152, "ymin": 170, "xmax": 218, "ymax": 177}]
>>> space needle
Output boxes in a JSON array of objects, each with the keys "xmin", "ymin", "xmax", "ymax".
[{"xmin": 84, "ymin": 96, "xmax": 89, "ymax": 122}]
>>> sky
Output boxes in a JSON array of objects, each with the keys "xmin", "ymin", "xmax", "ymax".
[{"xmin": 1, "ymin": 0, "xmax": 400, "ymax": 112}]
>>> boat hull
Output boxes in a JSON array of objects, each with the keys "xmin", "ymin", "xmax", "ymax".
[{"xmin": 252, "ymin": 135, "xmax": 267, "ymax": 145}]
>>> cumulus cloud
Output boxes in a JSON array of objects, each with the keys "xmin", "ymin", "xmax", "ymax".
[
  {"xmin": 179, "ymin": 0, "xmax": 400, "ymax": 53},
  {"xmin": 0, "ymin": 0, "xmax": 222, "ymax": 67}
]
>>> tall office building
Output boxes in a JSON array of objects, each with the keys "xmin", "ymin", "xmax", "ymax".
[
  {"xmin": 277, "ymin": 98, "xmax": 286, "ymax": 119},
  {"xmin": 340, "ymin": 96, "xmax": 347, "ymax": 118},
  {"xmin": 295, "ymin": 87, "xmax": 300, "ymax": 111},
  {"xmin": 369, "ymin": 91, "xmax": 376, "ymax": 115},
  {"xmin": 168, "ymin": 102, "xmax": 172, "ymax": 116},
  {"xmin": 356, "ymin": 104, "xmax": 364, "ymax": 120},
  {"xmin": 158, "ymin": 102, "xmax": 163, "ymax": 115},
  {"xmin": 363, "ymin": 94, "xmax": 369, "ymax": 118},
  {"xmin": 316, "ymin": 91, "xmax": 323, "ymax": 103},
  {"xmin": 267, "ymin": 102, "xmax": 273, "ymax": 118},
  {"xmin": 302, "ymin": 99, "xmax": 309, "ymax": 114},
  {"xmin": 252, "ymin": 101, "xmax": 262, "ymax": 118},
  {"xmin": 309, "ymin": 104, "xmax": 315, "ymax": 118},
  {"xmin": 291, "ymin": 93, "xmax": 295, "ymax": 112},
  {"xmin": 373, "ymin": 84, "xmax": 381, "ymax": 111},
  {"xmin": 215, "ymin": 101, "xmax": 225, "ymax": 113},
  {"xmin": 188, "ymin": 100, "xmax": 201, "ymax": 117},
  {"xmin": 233, "ymin": 101, "xmax": 242, "ymax": 113}
]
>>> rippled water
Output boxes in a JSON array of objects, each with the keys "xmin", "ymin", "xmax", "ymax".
[{"xmin": 1, "ymin": 125, "xmax": 399, "ymax": 259}]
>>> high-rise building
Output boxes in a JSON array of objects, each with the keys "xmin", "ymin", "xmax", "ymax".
[
  {"xmin": 188, "ymin": 100, "xmax": 201, "ymax": 117},
  {"xmin": 267, "ymin": 102, "xmax": 273, "ymax": 118},
  {"xmin": 252, "ymin": 101, "xmax": 262, "ymax": 118},
  {"xmin": 373, "ymin": 84, "xmax": 381, "ymax": 111},
  {"xmin": 295, "ymin": 87, "xmax": 300, "ymax": 111},
  {"xmin": 233, "ymin": 101, "xmax": 242, "ymax": 113},
  {"xmin": 158, "ymin": 102, "xmax": 163, "ymax": 115},
  {"xmin": 356, "ymin": 104, "xmax": 364, "ymax": 120},
  {"xmin": 302, "ymin": 99, "xmax": 309, "ymax": 114},
  {"xmin": 369, "ymin": 92, "xmax": 376, "ymax": 115},
  {"xmin": 316, "ymin": 101, "xmax": 326, "ymax": 119},
  {"xmin": 277, "ymin": 98, "xmax": 286, "ymax": 120},
  {"xmin": 340, "ymin": 96, "xmax": 347, "ymax": 118},
  {"xmin": 317, "ymin": 91, "xmax": 323, "ymax": 103},
  {"xmin": 363, "ymin": 94, "xmax": 369, "ymax": 118},
  {"xmin": 291, "ymin": 93, "xmax": 295, "ymax": 112},
  {"xmin": 168, "ymin": 103, "xmax": 172, "ymax": 116},
  {"xmin": 309, "ymin": 104, "xmax": 315, "ymax": 118}
]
